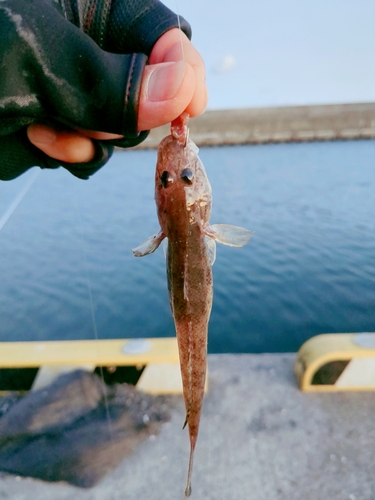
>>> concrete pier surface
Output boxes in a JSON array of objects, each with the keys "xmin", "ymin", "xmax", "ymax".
[
  {"xmin": 1, "ymin": 354, "xmax": 374, "ymax": 500},
  {"xmin": 137, "ymin": 102, "xmax": 375, "ymax": 148}
]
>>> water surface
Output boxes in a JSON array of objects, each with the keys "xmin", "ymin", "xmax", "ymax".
[{"xmin": 0, "ymin": 140, "xmax": 374, "ymax": 352}]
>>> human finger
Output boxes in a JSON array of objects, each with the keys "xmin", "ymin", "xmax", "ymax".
[
  {"xmin": 138, "ymin": 60, "xmax": 196, "ymax": 131},
  {"xmin": 27, "ymin": 124, "xmax": 96, "ymax": 163},
  {"xmin": 149, "ymin": 28, "xmax": 208, "ymax": 118}
]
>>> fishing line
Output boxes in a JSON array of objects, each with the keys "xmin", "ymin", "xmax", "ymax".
[
  {"xmin": 73, "ymin": 186, "xmax": 113, "ymax": 442},
  {"xmin": 0, "ymin": 168, "xmax": 40, "ymax": 233},
  {"xmin": 65, "ymin": 0, "xmax": 187, "ymax": 452},
  {"xmin": 175, "ymin": 0, "xmax": 185, "ymax": 62}
]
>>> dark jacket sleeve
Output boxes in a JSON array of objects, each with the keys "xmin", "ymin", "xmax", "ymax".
[{"xmin": 0, "ymin": 0, "xmax": 191, "ymax": 180}]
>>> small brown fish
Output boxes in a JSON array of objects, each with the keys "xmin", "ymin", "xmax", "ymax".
[{"xmin": 133, "ymin": 114, "xmax": 252, "ymax": 497}]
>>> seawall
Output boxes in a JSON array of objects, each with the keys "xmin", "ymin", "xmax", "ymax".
[{"xmin": 135, "ymin": 102, "xmax": 375, "ymax": 149}]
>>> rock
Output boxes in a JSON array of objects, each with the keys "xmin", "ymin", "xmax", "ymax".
[{"xmin": 0, "ymin": 370, "xmax": 171, "ymax": 487}]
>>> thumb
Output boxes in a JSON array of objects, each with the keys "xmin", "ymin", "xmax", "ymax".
[{"xmin": 138, "ymin": 61, "xmax": 195, "ymax": 131}]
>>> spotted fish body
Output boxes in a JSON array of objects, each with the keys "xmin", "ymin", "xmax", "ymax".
[{"xmin": 133, "ymin": 116, "xmax": 252, "ymax": 497}]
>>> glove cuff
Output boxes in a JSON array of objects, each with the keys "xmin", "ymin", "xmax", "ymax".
[{"xmin": 121, "ymin": 53, "xmax": 147, "ymax": 138}]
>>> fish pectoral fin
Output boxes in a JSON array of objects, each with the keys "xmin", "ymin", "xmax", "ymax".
[
  {"xmin": 205, "ymin": 236, "xmax": 216, "ymax": 266},
  {"xmin": 206, "ymin": 224, "xmax": 253, "ymax": 248},
  {"xmin": 132, "ymin": 231, "xmax": 165, "ymax": 257}
]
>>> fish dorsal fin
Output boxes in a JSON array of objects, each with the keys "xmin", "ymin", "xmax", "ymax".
[
  {"xmin": 206, "ymin": 224, "xmax": 253, "ymax": 248},
  {"xmin": 205, "ymin": 236, "xmax": 216, "ymax": 266}
]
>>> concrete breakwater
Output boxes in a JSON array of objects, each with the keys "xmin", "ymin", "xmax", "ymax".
[{"xmin": 135, "ymin": 102, "xmax": 375, "ymax": 149}]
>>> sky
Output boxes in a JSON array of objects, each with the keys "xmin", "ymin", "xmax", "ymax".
[{"xmin": 163, "ymin": 0, "xmax": 375, "ymax": 110}]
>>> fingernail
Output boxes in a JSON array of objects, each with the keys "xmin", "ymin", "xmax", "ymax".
[
  {"xmin": 28, "ymin": 125, "xmax": 56, "ymax": 145},
  {"xmin": 147, "ymin": 61, "xmax": 185, "ymax": 102}
]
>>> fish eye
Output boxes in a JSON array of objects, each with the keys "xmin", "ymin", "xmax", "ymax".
[
  {"xmin": 160, "ymin": 171, "xmax": 173, "ymax": 188},
  {"xmin": 181, "ymin": 168, "xmax": 194, "ymax": 185}
]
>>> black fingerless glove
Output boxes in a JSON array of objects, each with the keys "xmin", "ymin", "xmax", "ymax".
[{"xmin": 0, "ymin": 0, "xmax": 191, "ymax": 180}]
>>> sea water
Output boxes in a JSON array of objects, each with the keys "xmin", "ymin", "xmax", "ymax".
[{"xmin": 0, "ymin": 140, "xmax": 374, "ymax": 353}]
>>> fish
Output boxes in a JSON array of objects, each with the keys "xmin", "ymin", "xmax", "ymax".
[{"xmin": 132, "ymin": 114, "xmax": 252, "ymax": 497}]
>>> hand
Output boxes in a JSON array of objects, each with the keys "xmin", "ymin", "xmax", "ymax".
[{"xmin": 27, "ymin": 29, "xmax": 207, "ymax": 164}]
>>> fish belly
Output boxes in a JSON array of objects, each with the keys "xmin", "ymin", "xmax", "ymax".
[{"xmin": 167, "ymin": 229, "xmax": 212, "ymax": 438}]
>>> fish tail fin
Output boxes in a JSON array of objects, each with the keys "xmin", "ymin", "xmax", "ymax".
[
  {"xmin": 184, "ymin": 442, "xmax": 195, "ymax": 497},
  {"xmin": 185, "ymin": 483, "xmax": 192, "ymax": 497}
]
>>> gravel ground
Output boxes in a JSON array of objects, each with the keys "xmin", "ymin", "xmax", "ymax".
[{"xmin": 0, "ymin": 353, "xmax": 374, "ymax": 500}]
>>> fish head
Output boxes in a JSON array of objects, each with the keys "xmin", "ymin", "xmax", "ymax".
[{"xmin": 155, "ymin": 135, "xmax": 212, "ymax": 233}]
